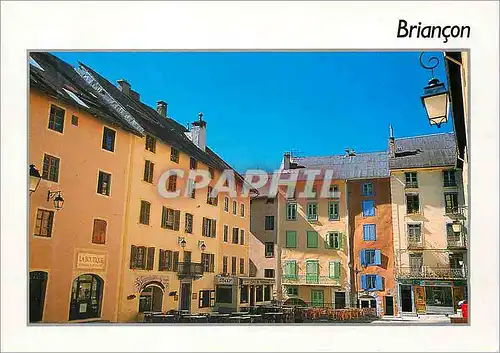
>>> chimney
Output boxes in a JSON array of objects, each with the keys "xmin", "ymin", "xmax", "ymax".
[
  {"xmin": 191, "ymin": 112, "xmax": 207, "ymax": 151},
  {"xmin": 157, "ymin": 101, "xmax": 168, "ymax": 118},
  {"xmin": 117, "ymin": 79, "xmax": 130, "ymax": 95},
  {"xmin": 130, "ymin": 90, "xmax": 140, "ymax": 101},
  {"xmin": 283, "ymin": 152, "xmax": 291, "ymax": 170},
  {"xmin": 389, "ymin": 124, "xmax": 395, "ymax": 157}
]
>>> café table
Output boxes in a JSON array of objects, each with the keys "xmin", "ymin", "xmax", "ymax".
[
  {"xmin": 246, "ymin": 314, "xmax": 262, "ymax": 323},
  {"xmin": 264, "ymin": 312, "xmax": 284, "ymax": 323},
  {"xmin": 151, "ymin": 314, "xmax": 175, "ymax": 323}
]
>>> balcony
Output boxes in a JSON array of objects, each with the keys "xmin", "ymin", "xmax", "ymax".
[
  {"xmin": 446, "ymin": 205, "xmax": 467, "ymax": 221},
  {"xmin": 177, "ymin": 262, "xmax": 204, "ymax": 280},
  {"xmin": 405, "ymin": 181, "xmax": 419, "ymax": 189},
  {"xmin": 307, "ymin": 214, "xmax": 318, "ymax": 222},
  {"xmin": 282, "ymin": 275, "xmax": 341, "ymax": 286},
  {"xmin": 397, "ymin": 266, "xmax": 467, "ymax": 280},
  {"xmin": 407, "ymin": 236, "xmax": 423, "ymax": 249},
  {"xmin": 447, "ymin": 235, "xmax": 467, "ymax": 249}
]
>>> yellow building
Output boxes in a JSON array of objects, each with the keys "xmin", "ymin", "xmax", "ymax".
[{"xmin": 389, "ymin": 132, "xmax": 467, "ymax": 315}]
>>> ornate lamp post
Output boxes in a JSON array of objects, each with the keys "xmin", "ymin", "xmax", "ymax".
[
  {"xmin": 29, "ymin": 164, "xmax": 42, "ymax": 194},
  {"xmin": 420, "ymin": 52, "xmax": 450, "ymax": 128},
  {"xmin": 47, "ymin": 190, "xmax": 64, "ymax": 210}
]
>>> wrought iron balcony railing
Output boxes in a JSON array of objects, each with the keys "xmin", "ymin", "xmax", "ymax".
[
  {"xmin": 446, "ymin": 205, "xmax": 467, "ymax": 220},
  {"xmin": 447, "ymin": 235, "xmax": 467, "ymax": 249},
  {"xmin": 407, "ymin": 237, "xmax": 423, "ymax": 249},
  {"xmin": 177, "ymin": 262, "xmax": 204, "ymax": 279},
  {"xmin": 405, "ymin": 181, "xmax": 419, "ymax": 189},
  {"xmin": 397, "ymin": 266, "xmax": 467, "ymax": 280},
  {"xmin": 282, "ymin": 275, "xmax": 341, "ymax": 286}
]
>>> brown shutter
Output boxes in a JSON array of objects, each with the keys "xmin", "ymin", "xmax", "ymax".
[
  {"xmin": 97, "ymin": 171, "xmax": 103, "ymax": 194},
  {"xmin": 150, "ymin": 162, "xmax": 154, "ymax": 182},
  {"xmin": 130, "ymin": 245, "xmax": 137, "ymax": 269},
  {"xmin": 172, "ymin": 251, "xmax": 179, "ymax": 272},
  {"xmin": 202, "ymin": 217, "xmax": 207, "ymax": 237},
  {"xmin": 147, "ymin": 247, "xmax": 155, "ymax": 270},
  {"xmin": 240, "ymin": 229, "xmax": 244, "ymax": 245},
  {"xmin": 165, "ymin": 250, "xmax": 172, "ymax": 271},
  {"xmin": 161, "ymin": 206, "xmax": 166, "ymax": 228},
  {"xmin": 159, "ymin": 249, "xmax": 165, "ymax": 271},
  {"xmin": 174, "ymin": 210, "xmax": 181, "ymax": 231},
  {"xmin": 47, "ymin": 211, "xmax": 54, "ymax": 237},
  {"xmin": 210, "ymin": 254, "xmax": 215, "ymax": 272},
  {"xmin": 211, "ymin": 219, "xmax": 217, "ymax": 238},
  {"xmin": 143, "ymin": 161, "xmax": 148, "ymax": 181}
]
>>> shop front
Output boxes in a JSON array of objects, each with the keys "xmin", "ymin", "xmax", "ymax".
[
  {"xmin": 214, "ymin": 275, "xmax": 238, "ymax": 313},
  {"xmin": 239, "ymin": 277, "xmax": 275, "ymax": 309}
]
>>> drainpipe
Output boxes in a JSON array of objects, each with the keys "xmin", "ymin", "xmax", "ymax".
[{"xmin": 344, "ymin": 180, "xmax": 352, "ymax": 307}]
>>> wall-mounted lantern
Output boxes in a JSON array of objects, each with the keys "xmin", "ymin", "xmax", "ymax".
[
  {"xmin": 452, "ymin": 220, "xmax": 462, "ymax": 233},
  {"xmin": 47, "ymin": 190, "xmax": 64, "ymax": 210},
  {"xmin": 419, "ymin": 52, "xmax": 450, "ymax": 128},
  {"xmin": 198, "ymin": 241, "xmax": 206, "ymax": 252},
  {"xmin": 178, "ymin": 237, "xmax": 186, "ymax": 248},
  {"xmin": 29, "ymin": 164, "xmax": 42, "ymax": 194}
]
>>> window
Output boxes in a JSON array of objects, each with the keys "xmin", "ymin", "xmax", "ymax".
[
  {"xmin": 264, "ymin": 285, "xmax": 271, "ymax": 301},
  {"xmin": 306, "ymin": 231, "xmax": 318, "ymax": 248},
  {"xmin": 328, "ymin": 185, "xmax": 339, "ymax": 198},
  {"xmin": 42, "ymin": 154, "xmax": 60, "ymax": 182},
  {"xmin": 264, "ymin": 269, "xmax": 275, "ymax": 278},
  {"xmin": 34, "ymin": 209, "xmax": 54, "ymax": 237},
  {"xmin": 444, "ymin": 192, "xmax": 459, "ymax": 214},
  {"xmin": 363, "ymin": 224, "xmax": 376, "ymax": 241},
  {"xmin": 190, "ymin": 157, "xmax": 197, "ymax": 170},
  {"xmin": 231, "ymin": 256, "xmax": 237, "ymax": 275},
  {"xmin": 326, "ymin": 232, "xmax": 342, "ymax": 250},
  {"xmin": 443, "ymin": 170, "xmax": 457, "ymax": 187},
  {"xmin": 71, "ymin": 115, "xmax": 79, "ymax": 126},
  {"xmin": 92, "ymin": 219, "xmax": 107, "ymax": 244},
  {"xmin": 286, "ymin": 202, "xmax": 297, "ymax": 220},
  {"xmin": 240, "ymin": 203, "xmax": 245, "ymax": 217},
  {"xmin": 328, "ymin": 202, "xmax": 340, "ymax": 220},
  {"xmin": 306, "ymin": 260, "xmax": 319, "ymax": 283},
  {"xmin": 362, "ymin": 182, "xmax": 374, "ymax": 196},
  {"xmin": 143, "ymin": 160, "xmax": 154, "ymax": 183},
  {"xmin": 256, "ymin": 286, "xmax": 263, "ymax": 302},
  {"xmin": 425, "ymin": 286, "xmax": 453, "ymax": 307},
  {"xmin": 409, "ymin": 253, "xmax": 423, "ymax": 273},
  {"xmin": 69, "ymin": 274, "xmax": 103, "ymax": 320},
  {"xmin": 161, "ymin": 207, "xmax": 180, "ymax": 231},
  {"xmin": 265, "ymin": 242, "xmax": 274, "ymax": 257},
  {"xmin": 361, "ymin": 274, "xmax": 382, "ymax": 291},
  {"xmin": 266, "ymin": 198, "xmax": 274, "ymax": 204},
  {"xmin": 216, "ymin": 286, "xmax": 232, "ymax": 304},
  {"xmin": 240, "ymin": 229, "xmax": 245, "ymax": 245},
  {"xmin": 286, "ymin": 286, "xmax": 298, "ymax": 296},
  {"xmin": 187, "ymin": 179, "xmax": 196, "ymax": 199},
  {"xmin": 406, "ymin": 194, "xmax": 420, "ymax": 214},
  {"xmin": 239, "ymin": 258, "xmax": 245, "ymax": 274},
  {"xmin": 170, "ymin": 147, "xmax": 179, "ymax": 163},
  {"xmin": 129, "ymin": 245, "xmax": 155, "ymax": 270},
  {"xmin": 199, "ymin": 289, "xmax": 215, "ymax": 308},
  {"xmin": 405, "ymin": 172, "xmax": 418, "ymax": 188},
  {"xmin": 307, "ymin": 203, "xmax": 318, "ymax": 221},
  {"xmin": 224, "ymin": 197, "xmax": 229, "ymax": 212},
  {"xmin": 97, "ymin": 171, "xmax": 111, "ymax": 196},
  {"xmin": 284, "ymin": 261, "xmax": 297, "ymax": 279},
  {"xmin": 232, "ymin": 200, "xmax": 237, "ymax": 215},
  {"xmin": 139, "ymin": 200, "xmax": 151, "ymax": 225},
  {"xmin": 265, "ymin": 216, "xmax": 274, "ymax": 230},
  {"xmin": 202, "ymin": 217, "xmax": 217, "ymax": 238},
  {"xmin": 222, "ymin": 256, "xmax": 228, "ymax": 274},
  {"xmin": 407, "ymin": 224, "xmax": 422, "ymax": 244},
  {"xmin": 286, "ymin": 231, "xmax": 297, "ymax": 248},
  {"xmin": 102, "ymin": 127, "xmax": 116, "ymax": 152},
  {"xmin": 446, "ymin": 223, "xmax": 462, "ymax": 244},
  {"xmin": 158, "ymin": 250, "xmax": 175, "ymax": 271},
  {"xmin": 201, "ymin": 253, "xmax": 215, "ymax": 273},
  {"xmin": 240, "ymin": 285, "xmax": 249, "ymax": 304},
  {"xmin": 185, "ymin": 213, "xmax": 193, "ymax": 233},
  {"xmin": 206, "ymin": 186, "xmax": 218, "ymax": 205},
  {"xmin": 138, "ymin": 285, "xmax": 163, "ymax": 313},
  {"xmin": 145, "ymin": 135, "xmax": 156, "ymax": 153},
  {"xmin": 329, "ymin": 261, "xmax": 341, "ymax": 279},
  {"xmin": 223, "ymin": 225, "xmax": 229, "ymax": 242},
  {"xmin": 360, "ymin": 249, "xmax": 381, "ymax": 266},
  {"xmin": 48, "ymin": 104, "xmax": 65, "ymax": 133},
  {"xmin": 231, "ymin": 227, "xmax": 239, "ymax": 244},
  {"xmin": 167, "ymin": 175, "xmax": 177, "ymax": 192},
  {"xmin": 362, "ymin": 200, "xmax": 375, "ymax": 217}
]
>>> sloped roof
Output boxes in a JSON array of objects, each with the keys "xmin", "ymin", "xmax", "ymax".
[
  {"xmin": 389, "ymin": 132, "xmax": 457, "ymax": 170},
  {"xmin": 293, "ymin": 151, "xmax": 390, "ymax": 179}
]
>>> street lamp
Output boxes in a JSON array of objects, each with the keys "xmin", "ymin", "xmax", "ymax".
[
  {"xmin": 29, "ymin": 164, "xmax": 41, "ymax": 194},
  {"xmin": 179, "ymin": 238, "xmax": 187, "ymax": 248},
  {"xmin": 47, "ymin": 190, "xmax": 64, "ymax": 210},
  {"xmin": 198, "ymin": 241, "xmax": 206, "ymax": 252},
  {"xmin": 419, "ymin": 52, "xmax": 450, "ymax": 128},
  {"xmin": 452, "ymin": 220, "xmax": 462, "ymax": 233}
]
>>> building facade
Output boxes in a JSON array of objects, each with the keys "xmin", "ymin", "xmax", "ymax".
[{"xmin": 389, "ymin": 132, "xmax": 468, "ymax": 315}]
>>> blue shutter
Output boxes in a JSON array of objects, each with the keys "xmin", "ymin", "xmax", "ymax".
[
  {"xmin": 361, "ymin": 274, "xmax": 367, "ymax": 290},
  {"xmin": 370, "ymin": 201, "xmax": 375, "ymax": 216},
  {"xmin": 362, "ymin": 201, "xmax": 368, "ymax": 216},
  {"xmin": 360, "ymin": 250, "xmax": 365, "ymax": 266},
  {"xmin": 363, "ymin": 225, "xmax": 368, "ymax": 241},
  {"xmin": 374, "ymin": 250, "xmax": 382, "ymax": 266},
  {"xmin": 375, "ymin": 275, "xmax": 383, "ymax": 290},
  {"xmin": 370, "ymin": 225, "xmax": 376, "ymax": 240}
]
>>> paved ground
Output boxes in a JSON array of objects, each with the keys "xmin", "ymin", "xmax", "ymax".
[{"xmin": 371, "ymin": 314, "xmax": 453, "ymax": 325}]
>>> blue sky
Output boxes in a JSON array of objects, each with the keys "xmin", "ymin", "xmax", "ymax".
[{"xmin": 53, "ymin": 51, "xmax": 452, "ymax": 172}]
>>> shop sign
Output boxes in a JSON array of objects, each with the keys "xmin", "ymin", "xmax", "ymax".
[
  {"xmin": 76, "ymin": 253, "xmax": 106, "ymax": 270},
  {"xmin": 215, "ymin": 275, "xmax": 235, "ymax": 285},
  {"xmin": 453, "ymin": 280, "xmax": 467, "ymax": 286},
  {"xmin": 240, "ymin": 278, "xmax": 275, "ymax": 286},
  {"xmin": 423, "ymin": 280, "xmax": 453, "ymax": 287}
]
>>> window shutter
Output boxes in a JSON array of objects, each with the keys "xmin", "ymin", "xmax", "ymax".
[
  {"xmin": 360, "ymin": 250, "xmax": 366, "ymax": 267},
  {"xmin": 360, "ymin": 274, "xmax": 367, "ymax": 290},
  {"xmin": 147, "ymin": 247, "xmax": 155, "ymax": 270},
  {"xmin": 143, "ymin": 161, "xmax": 148, "ymax": 181},
  {"xmin": 291, "ymin": 261, "xmax": 296, "ymax": 278},
  {"xmin": 166, "ymin": 250, "xmax": 172, "ymax": 271},
  {"xmin": 210, "ymin": 254, "xmax": 215, "ymax": 272},
  {"xmin": 240, "ymin": 229, "xmax": 244, "ymax": 244},
  {"xmin": 159, "ymin": 249, "xmax": 165, "ymax": 271},
  {"xmin": 334, "ymin": 261, "xmax": 341, "ymax": 279},
  {"xmin": 337, "ymin": 233, "xmax": 343, "ymax": 250},
  {"xmin": 375, "ymin": 275, "xmax": 384, "ymax": 291},
  {"xmin": 150, "ymin": 162, "xmax": 154, "ymax": 182},
  {"xmin": 130, "ymin": 245, "xmax": 137, "ymax": 269},
  {"xmin": 371, "ymin": 225, "xmax": 376, "ymax": 240},
  {"xmin": 172, "ymin": 251, "xmax": 179, "ymax": 272},
  {"xmin": 174, "ymin": 210, "xmax": 180, "ymax": 231},
  {"xmin": 362, "ymin": 201, "xmax": 368, "ymax": 215},
  {"xmin": 375, "ymin": 250, "xmax": 382, "ymax": 266},
  {"xmin": 211, "ymin": 219, "xmax": 217, "ymax": 238}
]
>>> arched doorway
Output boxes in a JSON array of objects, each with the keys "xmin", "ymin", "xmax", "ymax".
[
  {"xmin": 29, "ymin": 271, "xmax": 48, "ymax": 323},
  {"xmin": 139, "ymin": 284, "xmax": 164, "ymax": 313},
  {"xmin": 69, "ymin": 274, "xmax": 103, "ymax": 321}
]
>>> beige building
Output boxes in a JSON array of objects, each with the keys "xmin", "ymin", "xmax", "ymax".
[{"xmin": 389, "ymin": 132, "xmax": 467, "ymax": 315}]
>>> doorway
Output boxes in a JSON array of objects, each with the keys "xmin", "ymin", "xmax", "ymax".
[
  {"xmin": 334, "ymin": 291, "xmax": 346, "ymax": 309},
  {"xmin": 249, "ymin": 285, "xmax": 255, "ymax": 306},
  {"xmin": 180, "ymin": 282, "xmax": 192, "ymax": 312},
  {"xmin": 29, "ymin": 271, "xmax": 48, "ymax": 323},
  {"xmin": 400, "ymin": 285, "xmax": 413, "ymax": 313},
  {"xmin": 139, "ymin": 285, "xmax": 163, "ymax": 312},
  {"xmin": 384, "ymin": 296, "xmax": 394, "ymax": 316},
  {"xmin": 69, "ymin": 274, "xmax": 103, "ymax": 321}
]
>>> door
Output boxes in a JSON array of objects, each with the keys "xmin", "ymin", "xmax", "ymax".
[
  {"xmin": 401, "ymin": 285, "xmax": 413, "ymax": 312},
  {"xmin": 306, "ymin": 261, "xmax": 319, "ymax": 284},
  {"xmin": 453, "ymin": 286, "xmax": 465, "ymax": 311},
  {"xmin": 334, "ymin": 292, "xmax": 346, "ymax": 309},
  {"xmin": 311, "ymin": 290, "xmax": 324, "ymax": 307},
  {"xmin": 414, "ymin": 286, "xmax": 426, "ymax": 313},
  {"xmin": 180, "ymin": 282, "xmax": 192, "ymax": 312},
  {"xmin": 249, "ymin": 285, "xmax": 255, "ymax": 306},
  {"xmin": 29, "ymin": 271, "xmax": 48, "ymax": 323},
  {"xmin": 384, "ymin": 296, "xmax": 394, "ymax": 316},
  {"xmin": 69, "ymin": 274, "xmax": 103, "ymax": 321}
]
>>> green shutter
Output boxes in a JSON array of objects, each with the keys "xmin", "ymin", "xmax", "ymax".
[
  {"xmin": 334, "ymin": 261, "xmax": 341, "ymax": 279},
  {"xmin": 307, "ymin": 231, "xmax": 318, "ymax": 248},
  {"xmin": 285, "ymin": 260, "xmax": 297, "ymax": 279},
  {"xmin": 286, "ymin": 231, "xmax": 297, "ymax": 248},
  {"xmin": 306, "ymin": 261, "xmax": 319, "ymax": 283}
]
